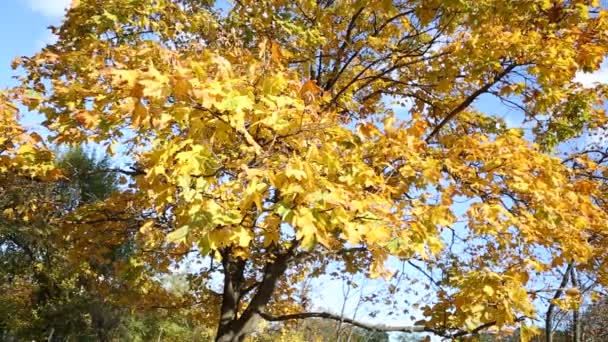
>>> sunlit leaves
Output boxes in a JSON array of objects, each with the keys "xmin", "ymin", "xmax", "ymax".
[{"xmin": 6, "ymin": 0, "xmax": 608, "ymax": 338}]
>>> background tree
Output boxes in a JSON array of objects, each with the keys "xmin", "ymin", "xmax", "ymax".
[
  {"xmin": 0, "ymin": 147, "xmax": 202, "ymax": 341},
  {"xmin": 6, "ymin": 0, "xmax": 608, "ymax": 341},
  {"xmin": 0, "ymin": 147, "xmax": 132, "ymax": 340},
  {"xmin": 578, "ymin": 297, "xmax": 608, "ymax": 341}
]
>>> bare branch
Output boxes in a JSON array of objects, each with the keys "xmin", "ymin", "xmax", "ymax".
[
  {"xmin": 407, "ymin": 260, "xmax": 442, "ymax": 289},
  {"xmin": 545, "ymin": 262, "xmax": 574, "ymax": 342},
  {"xmin": 257, "ymin": 310, "xmax": 526, "ymax": 338},
  {"xmin": 257, "ymin": 310, "xmax": 438, "ymax": 334},
  {"xmin": 425, "ymin": 63, "xmax": 518, "ymax": 143},
  {"xmin": 87, "ymin": 167, "xmax": 145, "ymax": 176}
]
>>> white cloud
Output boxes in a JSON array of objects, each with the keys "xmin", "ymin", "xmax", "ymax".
[
  {"xmin": 574, "ymin": 59, "xmax": 608, "ymax": 88},
  {"xmin": 26, "ymin": 0, "xmax": 71, "ymax": 18}
]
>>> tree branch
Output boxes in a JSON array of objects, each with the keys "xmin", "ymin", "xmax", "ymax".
[
  {"xmin": 425, "ymin": 63, "xmax": 518, "ymax": 143},
  {"xmin": 88, "ymin": 167, "xmax": 145, "ymax": 176},
  {"xmin": 257, "ymin": 311, "xmax": 438, "ymax": 334},
  {"xmin": 240, "ymin": 243, "xmax": 299, "ymax": 319},
  {"xmin": 258, "ymin": 311, "xmax": 527, "ymax": 339},
  {"xmin": 545, "ymin": 262, "xmax": 574, "ymax": 342},
  {"xmin": 407, "ymin": 260, "xmax": 442, "ymax": 289}
]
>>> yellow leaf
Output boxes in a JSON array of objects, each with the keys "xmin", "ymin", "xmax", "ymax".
[
  {"xmin": 133, "ymin": 101, "xmax": 148, "ymax": 127},
  {"xmin": 285, "ymin": 161, "xmax": 307, "ymax": 180},
  {"xmin": 173, "ymin": 76, "xmax": 191, "ymax": 100},
  {"xmin": 366, "ymin": 225, "xmax": 390, "ymax": 244},
  {"xmin": 17, "ymin": 144, "xmax": 36, "ymax": 155},
  {"xmin": 166, "ymin": 226, "xmax": 189, "ymax": 244},
  {"xmin": 139, "ymin": 220, "xmax": 155, "ymax": 234},
  {"xmin": 295, "ymin": 209, "xmax": 317, "ymax": 249},
  {"xmin": 232, "ymin": 226, "xmax": 252, "ymax": 247},
  {"xmin": 520, "ymin": 323, "xmax": 540, "ymax": 342},
  {"xmin": 262, "ymin": 215, "xmax": 281, "ymax": 247}
]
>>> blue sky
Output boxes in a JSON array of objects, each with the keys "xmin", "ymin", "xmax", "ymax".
[{"xmin": 0, "ymin": 1, "xmax": 71, "ymax": 87}]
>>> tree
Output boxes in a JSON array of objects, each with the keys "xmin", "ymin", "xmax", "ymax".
[
  {"xmin": 0, "ymin": 147, "xmax": 119, "ymax": 340},
  {"xmin": 7, "ymin": 0, "xmax": 608, "ymax": 341},
  {"xmin": 579, "ymin": 297, "xmax": 608, "ymax": 341},
  {"xmin": 541, "ymin": 136, "xmax": 608, "ymax": 342},
  {"xmin": 0, "ymin": 146, "xmax": 190, "ymax": 341}
]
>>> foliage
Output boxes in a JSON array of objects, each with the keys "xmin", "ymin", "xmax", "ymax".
[
  {"xmin": 116, "ymin": 305, "xmax": 216, "ymax": 342},
  {"xmin": 56, "ymin": 146, "xmax": 118, "ymax": 205},
  {"xmin": 0, "ymin": 147, "xmax": 174, "ymax": 341},
  {"xmin": 3, "ymin": 0, "xmax": 608, "ymax": 341},
  {"xmin": 0, "ymin": 148, "xmax": 120, "ymax": 339}
]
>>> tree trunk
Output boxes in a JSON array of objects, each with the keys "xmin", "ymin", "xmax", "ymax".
[
  {"xmin": 570, "ymin": 267, "xmax": 581, "ymax": 342},
  {"xmin": 546, "ymin": 262, "xmax": 574, "ymax": 342},
  {"xmin": 46, "ymin": 327, "xmax": 55, "ymax": 342},
  {"xmin": 215, "ymin": 327, "xmax": 241, "ymax": 342},
  {"xmin": 214, "ymin": 246, "xmax": 295, "ymax": 342},
  {"xmin": 215, "ymin": 252, "xmax": 246, "ymax": 342}
]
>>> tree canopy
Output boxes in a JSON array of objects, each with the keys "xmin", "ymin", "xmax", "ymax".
[{"xmin": 3, "ymin": 0, "xmax": 608, "ymax": 341}]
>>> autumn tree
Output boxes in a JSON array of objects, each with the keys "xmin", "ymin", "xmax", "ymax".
[
  {"xmin": 537, "ymin": 131, "xmax": 608, "ymax": 342},
  {"xmin": 0, "ymin": 147, "xmax": 113, "ymax": 339},
  {"xmin": 0, "ymin": 144, "xmax": 209, "ymax": 341},
  {"xmin": 6, "ymin": 0, "xmax": 608, "ymax": 341}
]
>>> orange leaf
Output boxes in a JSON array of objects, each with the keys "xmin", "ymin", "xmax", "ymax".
[
  {"xmin": 271, "ymin": 41, "xmax": 283, "ymax": 64},
  {"xmin": 300, "ymin": 80, "xmax": 322, "ymax": 102}
]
